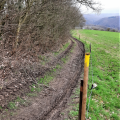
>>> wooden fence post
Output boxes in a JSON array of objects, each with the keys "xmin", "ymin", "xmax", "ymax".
[{"xmin": 79, "ymin": 53, "xmax": 90, "ymax": 120}]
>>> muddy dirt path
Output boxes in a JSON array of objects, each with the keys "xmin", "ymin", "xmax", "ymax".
[
  {"xmin": 0, "ymin": 37, "xmax": 85, "ymax": 120},
  {"xmin": 0, "ymin": 40, "xmax": 74, "ymax": 109}
]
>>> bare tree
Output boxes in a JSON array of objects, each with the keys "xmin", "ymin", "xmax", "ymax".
[
  {"xmin": 76, "ymin": 0, "xmax": 101, "ymax": 12},
  {"xmin": 0, "ymin": 0, "xmax": 101, "ymax": 57}
]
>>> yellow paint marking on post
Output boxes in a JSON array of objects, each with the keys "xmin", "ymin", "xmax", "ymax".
[{"xmin": 84, "ymin": 53, "xmax": 90, "ymax": 67}]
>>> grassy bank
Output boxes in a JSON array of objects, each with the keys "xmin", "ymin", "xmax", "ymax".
[{"xmin": 70, "ymin": 30, "xmax": 120, "ymax": 120}]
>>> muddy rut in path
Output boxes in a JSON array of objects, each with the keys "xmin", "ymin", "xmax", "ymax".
[{"xmin": 1, "ymin": 38, "xmax": 85, "ymax": 120}]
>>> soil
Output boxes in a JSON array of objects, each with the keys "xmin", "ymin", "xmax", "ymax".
[
  {"xmin": 0, "ymin": 37, "xmax": 85, "ymax": 120},
  {"xmin": 57, "ymin": 74, "xmax": 83, "ymax": 120}
]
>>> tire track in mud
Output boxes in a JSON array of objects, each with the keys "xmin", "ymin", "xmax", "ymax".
[
  {"xmin": 9, "ymin": 37, "xmax": 85, "ymax": 120},
  {"xmin": 0, "ymin": 40, "xmax": 74, "ymax": 110},
  {"xmin": 43, "ymin": 37, "xmax": 85, "ymax": 120}
]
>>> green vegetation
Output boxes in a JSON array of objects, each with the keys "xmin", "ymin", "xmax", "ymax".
[
  {"xmin": 54, "ymin": 42, "xmax": 70, "ymax": 56},
  {"xmin": 39, "ymin": 42, "xmax": 70, "ymax": 65},
  {"xmin": 39, "ymin": 55, "xmax": 49, "ymax": 65},
  {"xmin": 70, "ymin": 29, "xmax": 120, "ymax": 120},
  {"xmin": 30, "ymin": 84, "xmax": 42, "ymax": 92},
  {"xmin": 37, "ymin": 64, "xmax": 61, "ymax": 86},
  {"xmin": 8, "ymin": 102, "xmax": 17, "ymax": 110},
  {"xmin": 8, "ymin": 97, "xmax": 27, "ymax": 110},
  {"xmin": 69, "ymin": 106, "xmax": 79, "ymax": 117},
  {"xmin": 28, "ymin": 64, "xmax": 62, "ymax": 97},
  {"xmin": 0, "ymin": 106, "xmax": 2, "ymax": 110},
  {"xmin": 27, "ymin": 93, "xmax": 37, "ymax": 97},
  {"xmin": 61, "ymin": 56, "xmax": 69, "ymax": 63}
]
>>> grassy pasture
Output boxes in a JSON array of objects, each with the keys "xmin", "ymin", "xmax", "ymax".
[{"xmin": 70, "ymin": 30, "xmax": 120, "ymax": 120}]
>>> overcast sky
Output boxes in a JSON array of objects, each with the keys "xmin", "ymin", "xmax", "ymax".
[{"xmin": 80, "ymin": 0, "xmax": 120, "ymax": 14}]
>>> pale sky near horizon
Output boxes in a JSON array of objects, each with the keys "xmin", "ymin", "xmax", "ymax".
[{"xmin": 79, "ymin": 0, "xmax": 120, "ymax": 14}]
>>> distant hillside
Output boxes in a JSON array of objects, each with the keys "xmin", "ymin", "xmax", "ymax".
[
  {"xmin": 94, "ymin": 16, "xmax": 120, "ymax": 30},
  {"xmin": 83, "ymin": 13, "xmax": 120, "ymax": 30},
  {"xmin": 84, "ymin": 17, "xmax": 94, "ymax": 25},
  {"xmin": 83, "ymin": 13, "xmax": 119, "ymax": 25}
]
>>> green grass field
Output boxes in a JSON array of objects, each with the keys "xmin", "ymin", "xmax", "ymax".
[{"xmin": 70, "ymin": 30, "xmax": 120, "ymax": 120}]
